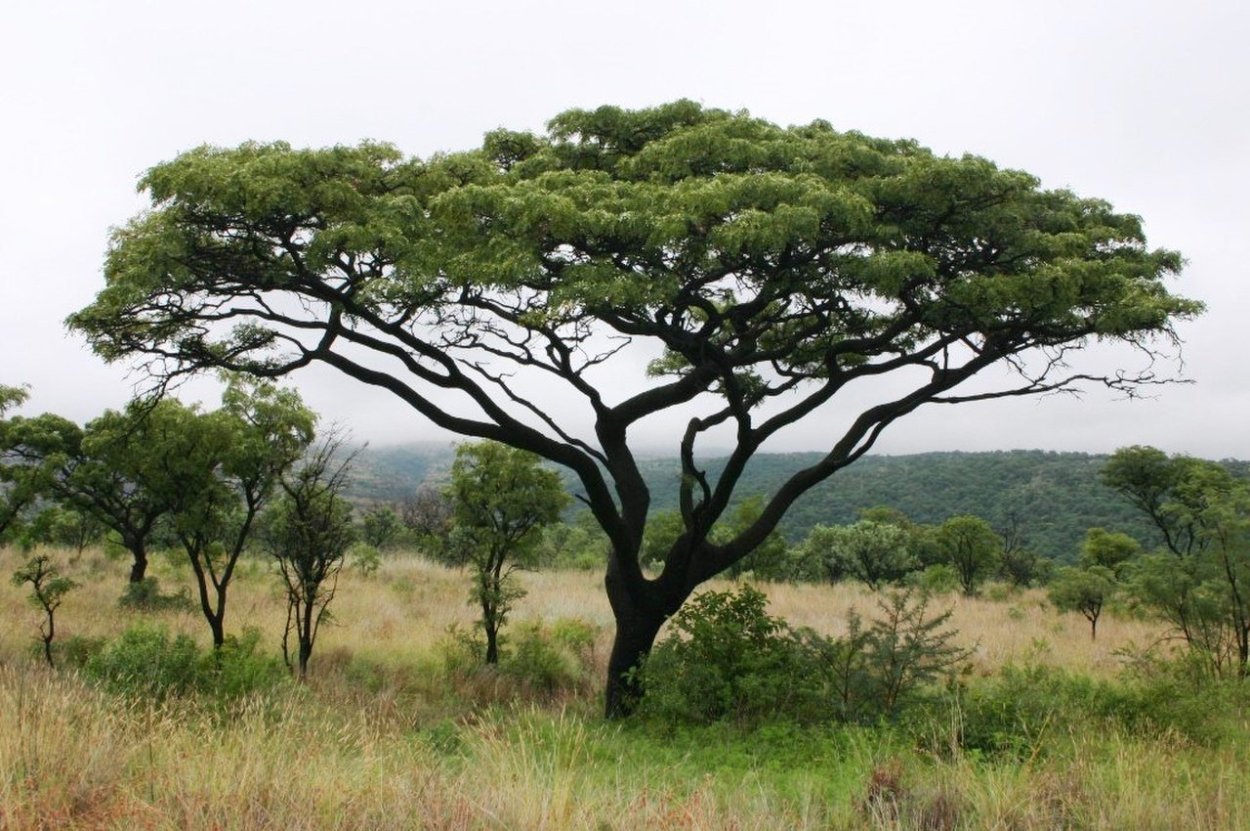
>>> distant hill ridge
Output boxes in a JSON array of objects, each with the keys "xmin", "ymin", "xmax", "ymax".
[{"xmin": 348, "ymin": 445, "xmax": 1247, "ymax": 562}]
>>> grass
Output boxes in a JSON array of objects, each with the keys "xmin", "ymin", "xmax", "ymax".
[{"xmin": 1, "ymin": 544, "xmax": 1247, "ymax": 829}]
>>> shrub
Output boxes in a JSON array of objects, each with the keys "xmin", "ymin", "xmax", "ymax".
[
  {"xmin": 348, "ymin": 541, "xmax": 382, "ymax": 577},
  {"xmin": 636, "ymin": 586, "xmax": 825, "ymax": 726},
  {"xmin": 85, "ymin": 625, "xmax": 202, "ymax": 699},
  {"xmin": 500, "ymin": 621, "xmax": 587, "ymax": 693},
  {"xmin": 637, "ymin": 586, "xmax": 970, "ymax": 728},
  {"xmin": 954, "ymin": 659, "xmax": 1238, "ymax": 757},
  {"xmin": 84, "ymin": 624, "xmax": 285, "ymax": 701},
  {"xmin": 117, "ymin": 577, "xmax": 194, "ymax": 613}
]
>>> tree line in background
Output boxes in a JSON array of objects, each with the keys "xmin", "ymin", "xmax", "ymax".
[
  {"xmin": 7, "ymin": 378, "xmax": 1250, "ymax": 688},
  {"xmin": 349, "ymin": 447, "xmax": 1188, "ymax": 564}
]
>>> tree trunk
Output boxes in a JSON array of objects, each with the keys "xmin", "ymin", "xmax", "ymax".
[
  {"xmin": 484, "ymin": 618, "xmax": 500, "ymax": 664},
  {"xmin": 127, "ymin": 540, "xmax": 148, "ymax": 584},
  {"xmin": 603, "ymin": 589, "xmax": 668, "ymax": 719}
]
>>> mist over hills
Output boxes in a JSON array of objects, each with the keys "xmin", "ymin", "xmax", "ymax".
[{"xmin": 348, "ymin": 445, "xmax": 1248, "ymax": 562}]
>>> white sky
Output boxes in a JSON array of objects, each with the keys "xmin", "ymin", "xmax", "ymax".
[{"xmin": 2, "ymin": 0, "xmax": 1246, "ymax": 459}]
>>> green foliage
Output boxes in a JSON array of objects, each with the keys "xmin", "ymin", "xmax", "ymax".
[
  {"xmin": 1080, "ymin": 527, "xmax": 1140, "ymax": 573},
  {"xmin": 935, "ymin": 515, "xmax": 1002, "ymax": 596},
  {"xmin": 637, "ymin": 586, "xmax": 824, "ymax": 726},
  {"xmin": 348, "ymin": 541, "xmax": 381, "ymax": 577},
  {"xmin": 721, "ymin": 497, "xmax": 792, "ymax": 581},
  {"xmin": 1105, "ymin": 446, "xmax": 1250, "ymax": 676},
  {"xmin": 956, "ymin": 661, "xmax": 1239, "ymax": 757},
  {"xmin": 265, "ymin": 436, "xmax": 356, "ymax": 678},
  {"xmin": 11, "ymin": 554, "xmax": 77, "ymax": 666},
  {"xmin": 360, "ymin": 505, "xmax": 401, "ymax": 549},
  {"xmin": 448, "ymin": 441, "xmax": 570, "ymax": 664},
  {"xmin": 84, "ymin": 624, "xmax": 284, "ymax": 700},
  {"xmin": 117, "ymin": 576, "xmax": 195, "ymax": 612},
  {"xmin": 801, "ymin": 521, "xmax": 918, "ymax": 588},
  {"xmin": 535, "ymin": 514, "xmax": 609, "ymax": 570},
  {"xmin": 436, "ymin": 618, "xmax": 598, "ymax": 701},
  {"xmin": 911, "ymin": 564, "xmax": 961, "ymax": 595},
  {"xmin": 998, "ymin": 547, "xmax": 1052, "ymax": 589},
  {"xmin": 1048, "ymin": 565, "xmax": 1118, "ymax": 639},
  {"xmin": 637, "ymin": 586, "xmax": 967, "ymax": 728},
  {"xmin": 831, "ymin": 591, "xmax": 970, "ymax": 721},
  {"xmin": 498, "ymin": 621, "xmax": 592, "ymax": 693}
]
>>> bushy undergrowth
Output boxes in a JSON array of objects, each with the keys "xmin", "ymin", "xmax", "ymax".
[
  {"xmin": 439, "ymin": 617, "xmax": 601, "ymax": 703},
  {"xmin": 81, "ymin": 624, "xmax": 286, "ymax": 700},
  {"xmin": 117, "ymin": 576, "xmax": 195, "ymax": 613},
  {"xmin": 953, "ymin": 660, "xmax": 1250, "ymax": 757},
  {"xmin": 635, "ymin": 585, "xmax": 969, "ymax": 727}
]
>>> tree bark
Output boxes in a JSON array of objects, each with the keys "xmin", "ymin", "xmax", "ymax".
[
  {"xmin": 604, "ymin": 604, "xmax": 666, "ymax": 719},
  {"xmin": 127, "ymin": 539, "xmax": 148, "ymax": 584}
]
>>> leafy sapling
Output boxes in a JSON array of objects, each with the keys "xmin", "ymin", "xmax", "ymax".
[{"xmin": 12, "ymin": 554, "xmax": 76, "ymax": 667}]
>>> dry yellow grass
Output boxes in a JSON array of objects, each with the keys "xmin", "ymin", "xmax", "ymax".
[{"xmin": 2, "ymin": 544, "xmax": 1240, "ymax": 831}]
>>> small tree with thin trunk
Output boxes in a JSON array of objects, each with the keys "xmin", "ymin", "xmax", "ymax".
[
  {"xmin": 447, "ymin": 441, "xmax": 569, "ymax": 664},
  {"xmin": 12, "ymin": 555, "xmax": 76, "ymax": 667},
  {"xmin": 1049, "ymin": 565, "xmax": 1117, "ymax": 639},
  {"xmin": 265, "ymin": 435, "xmax": 356, "ymax": 679},
  {"xmin": 168, "ymin": 379, "xmax": 315, "ymax": 648},
  {"xmin": 936, "ymin": 515, "xmax": 1003, "ymax": 596}
]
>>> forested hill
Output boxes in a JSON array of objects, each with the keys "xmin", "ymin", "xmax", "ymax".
[
  {"xmin": 349, "ymin": 446, "xmax": 1247, "ymax": 563},
  {"xmin": 630, "ymin": 451, "xmax": 1162, "ymax": 562}
]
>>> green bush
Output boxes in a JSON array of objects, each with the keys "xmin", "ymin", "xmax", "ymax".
[
  {"xmin": 500, "ymin": 621, "xmax": 587, "ymax": 692},
  {"xmin": 911, "ymin": 564, "xmax": 960, "ymax": 595},
  {"xmin": 47, "ymin": 634, "xmax": 106, "ymax": 668},
  {"xmin": 954, "ymin": 661, "xmax": 1237, "ymax": 757},
  {"xmin": 85, "ymin": 625, "xmax": 202, "ymax": 699},
  {"xmin": 117, "ymin": 577, "xmax": 194, "ymax": 613},
  {"xmin": 84, "ymin": 624, "xmax": 284, "ymax": 700},
  {"xmin": 636, "ymin": 586, "xmax": 826, "ymax": 726},
  {"xmin": 348, "ymin": 542, "xmax": 382, "ymax": 577},
  {"xmin": 637, "ymin": 586, "xmax": 970, "ymax": 729}
]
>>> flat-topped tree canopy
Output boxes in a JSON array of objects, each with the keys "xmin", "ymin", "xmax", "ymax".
[{"xmin": 71, "ymin": 101, "xmax": 1200, "ymax": 715}]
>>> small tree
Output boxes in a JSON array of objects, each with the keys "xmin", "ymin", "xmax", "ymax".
[
  {"xmin": 400, "ymin": 485, "xmax": 454, "ymax": 560},
  {"xmin": 361, "ymin": 504, "xmax": 402, "ymax": 549},
  {"xmin": 805, "ymin": 520, "xmax": 917, "ymax": 589},
  {"xmin": 12, "ymin": 555, "xmax": 76, "ymax": 667},
  {"xmin": 1049, "ymin": 565, "xmax": 1117, "ymax": 639},
  {"xmin": 169, "ymin": 379, "xmax": 315, "ymax": 648},
  {"xmin": 936, "ymin": 515, "xmax": 1003, "ymax": 596},
  {"xmin": 1080, "ymin": 527, "xmax": 1140, "ymax": 574},
  {"xmin": 447, "ymin": 441, "xmax": 569, "ymax": 663},
  {"xmin": 1104, "ymin": 447, "xmax": 1250, "ymax": 675},
  {"xmin": 266, "ymin": 436, "xmax": 356, "ymax": 679}
]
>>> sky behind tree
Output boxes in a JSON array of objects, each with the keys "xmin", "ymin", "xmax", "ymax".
[{"xmin": 2, "ymin": 0, "xmax": 1245, "ymax": 458}]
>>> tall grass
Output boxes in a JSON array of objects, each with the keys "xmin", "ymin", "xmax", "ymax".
[{"xmin": 1, "ymin": 544, "xmax": 1246, "ymax": 829}]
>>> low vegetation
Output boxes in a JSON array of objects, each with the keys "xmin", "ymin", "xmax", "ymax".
[{"xmin": 3, "ymin": 543, "xmax": 1250, "ymax": 830}]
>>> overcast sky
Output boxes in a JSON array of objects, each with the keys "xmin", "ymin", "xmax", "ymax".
[{"xmin": 2, "ymin": 0, "xmax": 1246, "ymax": 459}]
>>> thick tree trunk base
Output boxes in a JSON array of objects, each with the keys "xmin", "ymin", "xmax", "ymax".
[{"xmin": 603, "ymin": 605, "xmax": 666, "ymax": 719}]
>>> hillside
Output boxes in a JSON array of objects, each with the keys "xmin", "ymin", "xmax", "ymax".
[{"xmin": 348, "ymin": 446, "xmax": 1246, "ymax": 562}]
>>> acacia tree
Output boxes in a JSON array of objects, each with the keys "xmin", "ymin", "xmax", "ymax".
[
  {"xmin": 11, "ymin": 554, "xmax": 76, "ymax": 667},
  {"xmin": 69, "ymin": 102, "xmax": 1198, "ymax": 715},
  {"xmin": 1, "ymin": 400, "xmax": 188, "ymax": 581},
  {"xmin": 447, "ymin": 441, "xmax": 569, "ymax": 664},
  {"xmin": 167, "ymin": 379, "xmax": 315, "ymax": 648},
  {"xmin": 265, "ymin": 434, "xmax": 356, "ymax": 679},
  {"xmin": 936, "ymin": 515, "xmax": 1003, "ymax": 596},
  {"xmin": 0, "ymin": 384, "xmax": 36, "ymax": 540},
  {"xmin": 1104, "ymin": 447, "xmax": 1250, "ymax": 675},
  {"xmin": 805, "ymin": 520, "xmax": 916, "ymax": 589}
]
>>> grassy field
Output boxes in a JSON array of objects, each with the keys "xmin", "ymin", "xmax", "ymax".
[{"xmin": 2, "ymin": 546, "xmax": 1247, "ymax": 829}]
